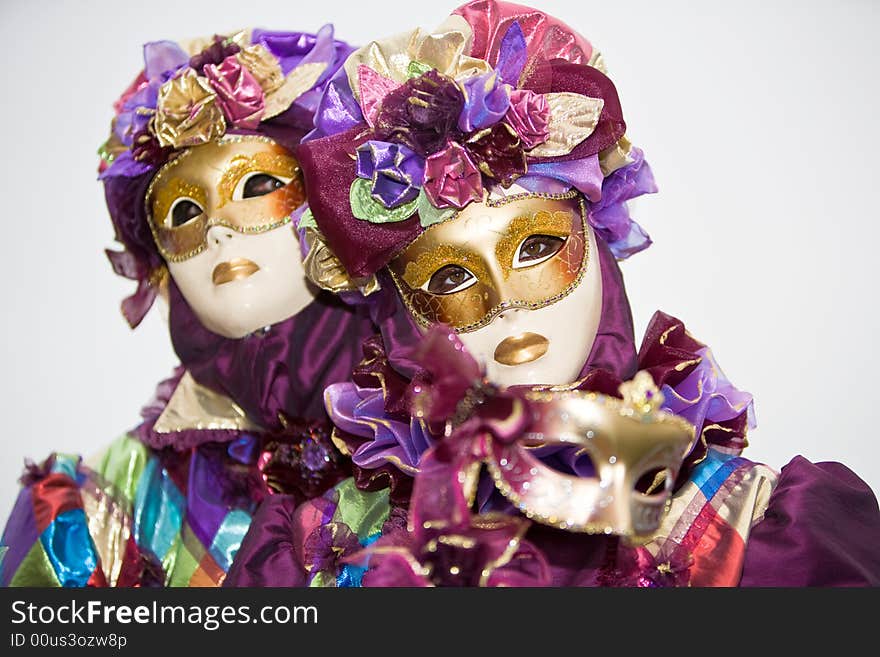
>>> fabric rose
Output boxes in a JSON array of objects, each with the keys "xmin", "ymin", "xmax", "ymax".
[
  {"xmin": 457, "ymin": 71, "xmax": 511, "ymax": 133},
  {"xmin": 236, "ymin": 44, "xmax": 284, "ymax": 94},
  {"xmin": 303, "ymin": 522, "xmax": 362, "ymax": 576},
  {"xmin": 355, "ymin": 140, "xmax": 425, "ymax": 208},
  {"xmin": 422, "ymin": 142, "xmax": 484, "ymax": 209},
  {"xmin": 189, "ymin": 35, "xmax": 241, "ymax": 73},
  {"xmin": 465, "ymin": 122, "xmax": 527, "ymax": 187},
  {"xmin": 130, "ymin": 126, "xmax": 172, "ymax": 167},
  {"xmin": 153, "ymin": 69, "xmax": 226, "ymax": 148},
  {"xmin": 325, "ymin": 380, "xmax": 436, "ymax": 474},
  {"xmin": 374, "ymin": 70, "xmax": 465, "ymax": 156},
  {"xmin": 258, "ymin": 418, "xmax": 350, "ymax": 502},
  {"xmin": 504, "ymin": 89, "xmax": 550, "ymax": 149},
  {"xmin": 599, "ymin": 544, "xmax": 693, "ymax": 588},
  {"xmin": 205, "ymin": 55, "xmax": 266, "ymax": 129},
  {"xmin": 356, "ymin": 513, "xmax": 550, "ymax": 587}
]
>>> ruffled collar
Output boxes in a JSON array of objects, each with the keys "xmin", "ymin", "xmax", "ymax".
[{"xmin": 327, "ymin": 308, "xmax": 754, "ymax": 501}]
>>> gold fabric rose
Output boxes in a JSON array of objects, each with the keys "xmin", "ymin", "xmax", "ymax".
[
  {"xmin": 343, "ymin": 14, "xmax": 491, "ymax": 100},
  {"xmin": 153, "ymin": 69, "xmax": 226, "ymax": 149}
]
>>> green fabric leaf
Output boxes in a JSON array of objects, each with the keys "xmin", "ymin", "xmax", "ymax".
[
  {"xmin": 416, "ymin": 189, "xmax": 456, "ymax": 228},
  {"xmin": 407, "ymin": 60, "xmax": 432, "ymax": 79},
  {"xmin": 334, "ymin": 478, "xmax": 391, "ymax": 542},
  {"xmin": 298, "ymin": 207, "xmax": 317, "ymax": 230},
  {"xmin": 350, "ymin": 178, "xmax": 418, "ymax": 224}
]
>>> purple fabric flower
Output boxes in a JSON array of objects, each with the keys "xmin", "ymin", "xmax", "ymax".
[
  {"xmin": 661, "ymin": 346, "xmax": 757, "ymax": 443},
  {"xmin": 252, "ymin": 24, "xmax": 342, "ymax": 77},
  {"xmin": 113, "ymin": 41, "xmax": 189, "ymax": 147},
  {"xmin": 457, "ymin": 71, "xmax": 510, "ymax": 133},
  {"xmin": 113, "ymin": 95, "xmax": 154, "ymax": 148},
  {"xmin": 374, "ymin": 70, "xmax": 465, "ymax": 156},
  {"xmin": 99, "ymin": 149, "xmax": 154, "ymax": 180},
  {"xmin": 143, "ymin": 41, "xmax": 191, "ymax": 81},
  {"xmin": 504, "ymin": 89, "xmax": 550, "ymax": 149},
  {"xmin": 588, "ymin": 147, "xmax": 657, "ymax": 259},
  {"xmin": 422, "ymin": 142, "xmax": 484, "ymax": 209},
  {"xmin": 204, "ymin": 55, "xmax": 266, "ymax": 129},
  {"xmin": 303, "ymin": 522, "xmax": 362, "ymax": 575},
  {"xmin": 356, "ymin": 141, "xmax": 425, "ymax": 208},
  {"xmin": 303, "ymin": 68, "xmax": 364, "ymax": 141},
  {"xmin": 324, "ymin": 382, "xmax": 436, "ymax": 474},
  {"xmin": 258, "ymin": 419, "xmax": 350, "ymax": 501},
  {"xmin": 465, "ymin": 122, "xmax": 527, "ymax": 187}
]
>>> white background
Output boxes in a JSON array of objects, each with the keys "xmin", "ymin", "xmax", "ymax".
[{"xmin": 1, "ymin": 0, "xmax": 877, "ymax": 524}]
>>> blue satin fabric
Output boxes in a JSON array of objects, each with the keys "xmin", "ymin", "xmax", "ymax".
[
  {"xmin": 40, "ymin": 509, "xmax": 97, "ymax": 587},
  {"xmin": 133, "ymin": 457, "xmax": 185, "ymax": 562}
]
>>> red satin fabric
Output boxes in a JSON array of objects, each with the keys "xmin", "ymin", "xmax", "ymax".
[{"xmin": 31, "ymin": 473, "xmax": 83, "ymax": 534}]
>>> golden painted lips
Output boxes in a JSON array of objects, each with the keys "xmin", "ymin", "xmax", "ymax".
[
  {"xmin": 494, "ymin": 332, "xmax": 550, "ymax": 365},
  {"xmin": 212, "ymin": 258, "xmax": 260, "ymax": 285}
]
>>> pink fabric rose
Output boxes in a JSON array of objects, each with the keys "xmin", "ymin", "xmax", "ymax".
[
  {"xmin": 503, "ymin": 89, "xmax": 550, "ymax": 150},
  {"xmin": 205, "ymin": 55, "xmax": 266, "ymax": 129},
  {"xmin": 423, "ymin": 142, "xmax": 484, "ymax": 209}
]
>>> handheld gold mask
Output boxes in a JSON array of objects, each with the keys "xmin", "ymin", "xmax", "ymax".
[
  {"xmin": 388, "ymin": 191, "xmax": 588, "ymax": 333},
  {"xmin": 486, "ymin": 376, "xmax": 696, "ymax": 540},
  {"xmin": 146, "ymin": 135, "xmax": 305, "ymax": 262}
]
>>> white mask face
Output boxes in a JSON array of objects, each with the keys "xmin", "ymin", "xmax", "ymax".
[
  {"xmin": 148, "ymin": 136, "xmax": 316, "ymax": 338},
  {"xmin": 457, "ymin": 232, "xmax": 601, "ymax": 386},
  {"xmin": 389, "ymin": 193, "xmax": 602, "ymax": 386},
  {"xmin": 168, "ymin": 223, "xmax": 316, "ymax": 338}
]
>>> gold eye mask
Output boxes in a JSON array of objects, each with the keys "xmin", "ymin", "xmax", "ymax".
[
  {"xmin": 146, "ymin": 135, "xmax": 305, "ymax": 262},
  {"xmin": 388, "ymin": 192, "xmax": 589, "ymax": 333}
]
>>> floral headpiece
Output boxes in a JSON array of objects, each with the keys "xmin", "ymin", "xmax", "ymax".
[
  {"xmin": 98, "ymin": 26, "xmax": 354, "ymax": 327},
  {"xmin": 296, "ymin": 1, "xmax": 657, "ymax": 280}
]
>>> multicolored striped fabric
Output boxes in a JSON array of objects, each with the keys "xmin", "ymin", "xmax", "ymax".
[
  {"xmin": 228, "ymin": 449, "xmax": 778, "ymax": 588},
  {"xmin": 298, "ymin": 479, "xmax": 391, "ymax": 587},
  {"xmin": 632, "ymin": 448, "xmax": 778, "ymax": 586},
  {"xmin": 0, "ymin": 434, "xmax": 260, "ymax": 587}
]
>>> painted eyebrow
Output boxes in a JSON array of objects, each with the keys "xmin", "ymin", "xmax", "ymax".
[
  {"xmin": 150, "ymin": 176, "xmax": 207, "ymax": 227},
  {"xmin": 494, "ymin": 210, "xmax": 573, "ymax": 273},
  {"xmin": 216, "ymin": 151, "xmax": 299, "ymax": 208},
  {"xmin": 401, "ymin": 243, "xmax": 493, "ymax": 291}
]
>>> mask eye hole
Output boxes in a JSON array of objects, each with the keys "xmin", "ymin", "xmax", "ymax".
[
  {"xmin": 634, "ymin": 468, "xmax": 669, "ymax": 496},
  {"xmin": 513, "ymin": 234, "xmax": 565, "ymax": 269},
  {"xmin": 233, "ymin": 172, "xmax": 291, "ymax": 201},
  {"xmin": 424, "ymin": 264, "xmax": 477, "ymax": 295},
  {"xmin": 167, "ymin": 198, "xmax": 204, "ymax": 228}
]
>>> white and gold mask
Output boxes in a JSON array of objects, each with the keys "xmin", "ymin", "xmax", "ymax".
[
  {"xmin": 146, "ymin": 135, "xmax": 316, "ymax": 338},
  {"xmin": 389, "ymin": 191, "xmax": 602, "ymax": 387}
]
